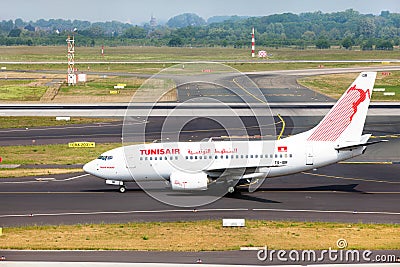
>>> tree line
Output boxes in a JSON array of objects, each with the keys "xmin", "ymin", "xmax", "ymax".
[{"xmin": 0, "ymin": 9, "xmax": 399, "ymax": 50}]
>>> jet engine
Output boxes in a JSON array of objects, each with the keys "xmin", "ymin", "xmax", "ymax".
[{"xmin": 170, "ymin": 170, "xmax": 208, "ymax": 191}]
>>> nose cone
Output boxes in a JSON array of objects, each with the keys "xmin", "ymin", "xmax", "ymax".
[{"xmin": 83, "ymin": 160, "xmax": 97, "ymax": 176}]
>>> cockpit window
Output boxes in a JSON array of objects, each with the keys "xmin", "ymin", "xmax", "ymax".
[{"xmin": 97, "ymin": 155, "xmax": 113, "ymax": 161}]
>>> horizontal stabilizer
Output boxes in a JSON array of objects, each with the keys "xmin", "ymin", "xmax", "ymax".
[{"xmin": 335, "ymin": 140, "xmax": 388, "ymax": 151}]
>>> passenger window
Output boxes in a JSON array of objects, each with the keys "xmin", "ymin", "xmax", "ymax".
[
  {"xmin": 175, "ymin": 156, "xmax": 178, "ymax": 160},
  {"xmin": 290, "ymin": 154, "xmax": 293, "ymax": 158},
  {"xmin": 140, "ymin": 157, "xmax": 143, "ymax": 161},
  {"xmin": 226, "ymin": 155, "xmax": 229, "ymax": 159},
  {"xmin": 236, "ymin": 155, "xmax": 239, "ymax": 159},
  {"xmin": 241, "ymin": 155, "xmax": 244, "ymax": 159},
  {"xmin": 260, "ymin": 155, "xmax": 263, "ymax": 158},
  {"xmin": 185, "ymin": 156, "xmax": 188, "ymax": 160},
  {"xmin": 150, "ymin": 157, "xmax": 153, "ymax": 160},
  {"xmin": 280, "ymin": 154, "xmax": 283, "ymax": 158},
  {"xmin": 190, "ymin": 156, "xmax": 193, "ymax": 160},
  {"xmin": 215, "ymin": 155, "xmax": 218, "ymax": 159}
]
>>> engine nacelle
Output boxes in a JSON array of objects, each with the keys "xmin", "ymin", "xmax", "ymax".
[{"xmin": 170, "ymin": 171, "xmax": 208, "ymax": 191}]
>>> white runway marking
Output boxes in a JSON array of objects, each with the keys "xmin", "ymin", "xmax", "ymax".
[
  {"xmin": 1, "ymin": 207, "xmax": 399, "ymax": 219},
  {"xmin": 56, "ymin": 173, "xmax": 90, "ymax": 182},
  {"xmin": 0, "ymin": 123, "xmax": 124, "ymax": 133},
  {"xmin": 253, "ymin": 208, "xmax": 400, "ymax": 216},
  {"xmin": 35, "ymin": 178, "xmax": 56, "ymax": 181},
  {"xmin": 0, "ymin": 208, "xmax": 249, "ymax": 218}
]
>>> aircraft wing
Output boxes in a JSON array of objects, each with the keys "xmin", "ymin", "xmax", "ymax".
[{"xmin": 204, "ymin": 164, "xmax": 283, "ymax": 180}]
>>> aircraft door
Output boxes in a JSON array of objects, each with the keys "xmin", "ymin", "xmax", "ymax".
[{"xmin": 306, "ymin": 144, "xmax": 314, "ymax": 165}]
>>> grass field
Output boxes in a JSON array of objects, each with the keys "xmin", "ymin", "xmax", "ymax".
[
  {"xmin": 0, "ymin": 220, "xmax": 399, "ymax": 251},
  {"xmin": 0, "ymin": 46, "xmax": 398, "ymax": 102},
  {"xmin": 0, "ymin": 168, "xmax": 82, "ymax": 178},
  {"xmin": 3, "ymin": 62, "xmax": 386, "ymax": 75},
  {"xmin": 0, "ymin": 143, "xmax": 121, "ymax": 165},
  {"xmin": 59, "ymin": 76, "xmax": 143, "ymax": 96},
  {"xmin": 0, "ymin": 117, "xmax": 119, "ymax": 129},
  {"xmin": 298, "ymin": 71, "xmax": 400, "ymax": 101},
  {"xmin": 1, "ymin": 46, "xmax": 400, "ymax": 62},
  {"xmin": 0, "ymin": 82, "xmax": 47, "ymax": 101}
]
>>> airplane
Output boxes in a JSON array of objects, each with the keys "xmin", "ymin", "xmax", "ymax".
[{"xmin": 83, "ymin": 72, "xmax": 386, "ymax": 194}]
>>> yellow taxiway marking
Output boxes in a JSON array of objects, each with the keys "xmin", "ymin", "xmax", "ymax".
[
  {"xmin": 277, "ymin": 114, "xmax": 286, "ymax": 140},
  {"xmin": 302, "ymin": 172, "xmax": 400, "ymax": 184},
  {"xmin": 232, "ymin": 78, "xmax": 267, "ymax": 104}
]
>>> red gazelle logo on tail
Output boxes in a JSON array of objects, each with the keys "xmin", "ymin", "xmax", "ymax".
[{"xmin": 307, "ymin": 84, "xmax": 371, "ymax": 142}]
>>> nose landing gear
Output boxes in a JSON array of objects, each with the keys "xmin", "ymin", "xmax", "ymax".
[
  {"xmin": 106, "ymin": 180, "xmax": 126, "ymax": 193},
  {"xmin": 119, "ymin": 185, "xmax": 126, "ymax": 193}
]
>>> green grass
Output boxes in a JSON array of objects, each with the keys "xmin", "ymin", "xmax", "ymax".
[
  {"xmin": 1, "ymin": 46, "xmax": 400, "ymax": 62},
  {"xmin": 0, "ymin": 84, "xmax": 47, "ymax": 101},
  {"xmin": 0, "ymin": 79, "xmax": 35, "ymax": 86},
  {"xmin": 298, "ymin": 71, "xmax": 400, "ymax": 101},
  {"xmin": 0, "ymin": 168, "xmax": 83, "ymax": 178},
  {"xmin": 0, "ymin": 220, "xmax": 398, "ymax": 251},
  {"xmin": 1, "ymin": 62, "xmax": 389, "ymax": 77},
  {"xmin": 0, "ymin": 143, "xmax": 121, "ymax": 165},
  {"xmin": 59, "ymin": 76, "xmax": 143, "ymax": 96},
  {"xmin": 228, "ymin": 62, "xmax": 384, "ymax": 72},
  {"xmin": 0, "ymin": 116, "xmax": 119, "ymax": 129}
]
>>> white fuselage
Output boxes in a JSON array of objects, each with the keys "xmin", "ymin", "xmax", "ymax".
[{"xmin": 83, "ymin": 133, "xmax": 362, "ymax": 184}]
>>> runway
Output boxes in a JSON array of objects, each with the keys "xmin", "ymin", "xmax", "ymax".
[
  {"xmin": 0, "ymin": 162, "xmax": 399, "ymax": 226},
  {"xmin": 0, "ymin": 67, "xmax": 399, "ymax": 226},
  {"xmin": 0, "ymin": 69, "xmax": 399, "ymax": 266},
  {"xmin": 2, "ymin": 249, "xmax": 399, "ymax": 265},
  {"xmin": 0, "ymin": 115, "xmax": 398, "ymax": 162}
]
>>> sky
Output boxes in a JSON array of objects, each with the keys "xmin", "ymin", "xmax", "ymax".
[{"xmin": 1, "ymin": 0, "xmax": 400, "ymax": 25}]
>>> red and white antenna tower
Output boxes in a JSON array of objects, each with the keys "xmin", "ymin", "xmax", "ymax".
[
  {"xmin": 251, "ymin": 27, "xmax": 255, "ymax": 58},
  {"xmin": 67, "ymin": 35, "xmax": 76, "ymax": 85}
]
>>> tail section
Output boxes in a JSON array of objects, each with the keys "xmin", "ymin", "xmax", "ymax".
[{"xmin": 307, "ymin": 72, "xmax": 377, "ymax": 143}]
